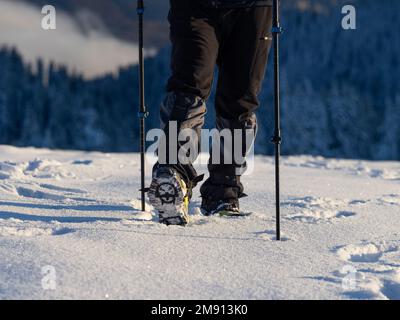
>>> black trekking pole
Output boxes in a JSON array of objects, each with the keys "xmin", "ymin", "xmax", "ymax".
[
  {"xmin": 137, "ymin": 0, "xmax": 148, "ymax": 212},
  {"xmin": 271, "ymin": 0, "xmax": 282, "ymax": 241}
]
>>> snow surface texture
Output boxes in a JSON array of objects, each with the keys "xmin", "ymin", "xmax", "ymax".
[{"xmin": 0, "ymin": 145, "xmax": 399, "ymax": 300}]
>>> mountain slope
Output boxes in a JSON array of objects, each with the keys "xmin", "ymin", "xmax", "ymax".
[{"xmin": 0, "ymin": 145, "xmax": 399, "ymax": 299}]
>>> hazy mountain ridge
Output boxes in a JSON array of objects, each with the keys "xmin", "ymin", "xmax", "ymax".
[{"xmin": 16, "ymin": 0, "xmax": 170, "ymax": 46}]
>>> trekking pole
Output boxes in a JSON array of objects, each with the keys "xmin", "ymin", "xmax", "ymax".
[
  {"xmin": 271, "ymin": 0, "xmax": 282, "ymax": 241},
  {"xmin": 137, "ymin": 0, "xmax": 148, "ymax": 212}
]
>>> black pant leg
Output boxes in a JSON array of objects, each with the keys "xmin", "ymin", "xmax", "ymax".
[
  {"xmin": 201, "ymin": 6, "xmax": 273, "ymax": 199},
  {"xmin": 155, "ymin": 0, "xmax": 220, "ymax": 187},
  {"xmin": 216, "ymin": 6, "xmax": 273, "ymax": 120},
  {"xmin": 166, "ymin": 0, "xmax": 220, "ymax": 99}
]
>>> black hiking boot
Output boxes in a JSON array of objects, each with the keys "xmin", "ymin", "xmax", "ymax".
[{"xmin": 201, "ymin": 197, "xmax": 241, "ymax": 217}]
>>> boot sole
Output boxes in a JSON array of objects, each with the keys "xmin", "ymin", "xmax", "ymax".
[
  {"xmin": 148, "ymin": 172, "xmax": 190, "ymax": 226},
  {"xmin": 218, "ymin": 210, "xmax": 252, "ymax": 217}
]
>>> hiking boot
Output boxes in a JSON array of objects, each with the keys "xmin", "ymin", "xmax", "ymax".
[
  {"xmin": 148, "ymin": 166, "xmax": 190, "ymax": 226},
  {"xmin": 201, "ymin": 197, "xmax": 241, "ymax": 217}
]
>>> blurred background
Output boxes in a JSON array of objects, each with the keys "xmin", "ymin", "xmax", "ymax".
[{"xmin": 0, "ymin": 0, "xmax": 398, "ymax": 160}]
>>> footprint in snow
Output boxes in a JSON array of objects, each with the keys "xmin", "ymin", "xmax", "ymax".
[
  {"xmin": 16, "ymin": 186, "xmax": 66, "ymax": 201},
  {"xmin": 0, "ymin": 159, "xmax": 76, "ymax": 181},
  {"xmin": 0, "ymin": 218, "xmax": 74, "ymax": 237},
  {"xmin": 348, "ymin": 195, "xmax": 400, "ymax": 207},
  {"xmin": 376, "ymin": 194, "xmax": 400, "ymax": 206},
  {"xmin": 336, "ymin": 243, "xmax": 395, "ymax": 263},
  {"xmin": 332, "ymin": 240, "xmax": 400, "ymax": 300},
  {"xmin": 12, "ymin": 184, "xmax": 95, "ymax": 203},
  {"xmin": 283, "ymin": 196, "xmax": 356, "ymax": 223}
]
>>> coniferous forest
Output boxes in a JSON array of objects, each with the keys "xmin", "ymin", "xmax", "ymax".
[{"xmin": 0, "ymin": 0, "xmax": 398, "ymax": 160}]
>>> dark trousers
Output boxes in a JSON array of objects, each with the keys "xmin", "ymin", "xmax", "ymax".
[{"xmin": 157, "ymin": 0, "xmax": 272, "ymax": 200}]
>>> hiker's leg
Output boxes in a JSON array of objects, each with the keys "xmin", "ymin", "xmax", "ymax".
[
  {"xmin": 201, "ymin": 5, "xmax": 273, "ymax": 201},
  {"xmin": 156, "ymin": 0, "xmax": 220, "ymax": 187}
]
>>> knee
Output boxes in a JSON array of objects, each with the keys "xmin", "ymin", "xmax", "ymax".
[{"xmin": 160, "ymin": 92, "xmax": 207, "ymax": 131}]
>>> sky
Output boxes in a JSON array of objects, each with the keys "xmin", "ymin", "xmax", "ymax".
[{"xmin": 0, "ymin": 0, "xmax": 147, "ymax": 78}]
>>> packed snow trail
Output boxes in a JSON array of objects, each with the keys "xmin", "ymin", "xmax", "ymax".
[{"xmin": 0, "ymin": 145, "xmax": 399, "ymax": 300}]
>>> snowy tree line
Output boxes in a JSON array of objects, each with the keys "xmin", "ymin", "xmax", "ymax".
[{"xmin": 0, "ymin": 0, "xmax": 398, "ymax": 159}]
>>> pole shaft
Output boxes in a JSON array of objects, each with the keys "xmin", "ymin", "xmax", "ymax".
[
  {"xmin": 138, "ymin": 0, "xmax": 146, "ymax": 212},
  {"xmin": 272, "ymin": 0, "xmax": 281, "ymax": 241}
]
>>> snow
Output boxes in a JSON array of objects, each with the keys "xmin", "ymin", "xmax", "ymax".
[{"xmin": 0, "ymin": 145, "xmax": 399, "ymax": 300}]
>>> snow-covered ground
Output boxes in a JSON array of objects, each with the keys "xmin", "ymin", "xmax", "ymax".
[{"xmin": 0, "ymin": 145, "xmax": 399, "ymax": 300}]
